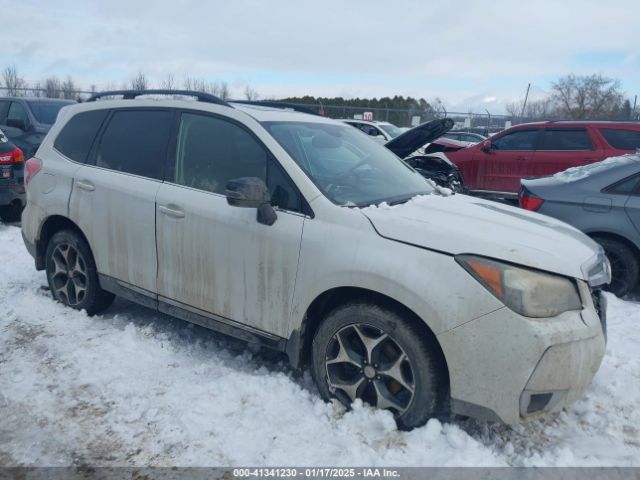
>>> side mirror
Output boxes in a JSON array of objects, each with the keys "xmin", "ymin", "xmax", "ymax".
[
  {"xmin": 480, "ymin": 139, "xmax": 492, "ymax": 153},
  {"xmin": 6, "ymin": 118, "xmax": 26, "ymax": 131},
  {"xmin": 225, "ymin": 177, "xmax": 277, "ymax": 226}
]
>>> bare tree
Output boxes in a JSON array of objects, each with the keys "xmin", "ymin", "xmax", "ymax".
[
  {"xmin": 213, "ymin": 81, "xmax": 230, "ymax": 99},
  {"xmin": 44, "ymin": 77, "xmax": 62, "ymax": 98},
  {"xmin": 161, "ymin": 73, "xmax": 176, "ymax": 90},
  {"xmin": 61, "ymin": 76, "xmax": 77, "ymax": 100},
  {"xmin": 130, "ymin": 71, "xmax": 148, "ymax": 90},
  {"xmin": 2, "ymin": 65, "xmax": 26, "ymax": 96},
  {"xmin": 244, "ymin": 85, "xmax": 259, "ymax": 101},
  {"xmin": 30, "ymin": 81, "xmax": 44, "ymax": 97},
  {"xmin": 551, "ymin": 74, "xmax": 623, "ymax": 120},
  {"xmin": 505, "ymin": 98, "xmax": 555, "ymax": 120}
]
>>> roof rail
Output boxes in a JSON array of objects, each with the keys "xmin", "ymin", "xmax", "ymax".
[
  {"xmin": 85, "ymin": 89, "xmax": 232, "ymax": 107},
  {"xmin": 231, "ymin": 100, "xmax": 320, "ymax": 116}
]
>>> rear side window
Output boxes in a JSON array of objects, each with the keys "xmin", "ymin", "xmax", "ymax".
[
  {"xmin": 540, "ymin": 129, "xmax": 593, "ymax": 150},
  {"xmin": 95, "ymin": 110, "xmax": 172, "ymax": 179},
  {"xmin": 604, "ymin": 174, "xmax": 640, "ymax": 195},
  {"xmin": 492, "ymin": 130, "xmax": 538, "ymax": 151},
  {"xmin": 599, "ymin": 129, "xmax": 640, "ymax": 150},
  {"xmin": 54, "ymin": 110, "xmax": 108, "ymax": 163}
]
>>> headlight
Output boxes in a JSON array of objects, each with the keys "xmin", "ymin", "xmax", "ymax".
[{"xmin": 456, "ymin": 255, "xmax": 582, "ymax": 318}]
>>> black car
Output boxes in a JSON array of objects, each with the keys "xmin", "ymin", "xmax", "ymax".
[
  {"xmin": 0, "ymin": 97, "xmax": 75, "ymax": 159},
  {"xmin": 0, "ymin": 128, "xmax": 25, "ymax": 222}
]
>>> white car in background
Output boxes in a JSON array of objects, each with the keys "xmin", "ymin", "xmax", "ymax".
[{"xmin": 339, "ymin": 119, "xmax": 404, "ymax": 143}]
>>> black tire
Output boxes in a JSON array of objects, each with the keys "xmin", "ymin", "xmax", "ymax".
[
  {"xmin": 592, "ymin": 236, "xmax": 639, "ymax": 298},
  {"xmin": 0, "ymin": 203, "xmax": 23, "ymax": 223},
  {"xmin": 45, "ymin": 230, "xmax": 115, "ymax": 315},
  {"xmin": 311, "ymin": 302, "xmax": 447, "ymax": 430}
]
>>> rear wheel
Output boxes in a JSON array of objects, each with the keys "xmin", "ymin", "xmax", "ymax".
[
  {"xmin": 311, "ymin": 302, "xmax": 447, "ymax": 430},
  {"xmin": 593, "ymin": 236, "xmax": 639, "ymax": 297},
  {"xmin": 45, "ymin": 230, "xmax": 114, "ymax": 315},
  {"xmin": 0, "ymin": 203, "xmax": 23, "ymax": 223}
]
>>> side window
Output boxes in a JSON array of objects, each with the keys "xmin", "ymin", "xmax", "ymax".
[
  {"xmin": 7, "ymin": 102, "xmax": 29, "ymax": 127},
  {"xmin": 0, "ymin": 101, "xmax": 9, "ymax": 123},
  {"xmin": 604, "ymin": 174, "xmax": 640, "ymax": 196},
  {"xmin": 54, "ymin": 110, "xmax": 108, "ymax": 163},
  {"xmin": 599, "ymin": 129, "xmax": 640, "ymax": 150},
  {"xmin": 174, "ymin": 113, "xmax": 267, "ymax": 195},
  {"xmin": 541, "ymin": 129, "xmax": 593, "ymax": 150},
  {"xmin": 492, "ymin": 130, "xmax": 538, "ymax": 151},
  {"xmin": 95, "ymin": 110, "xmax": 172, "ymax": 179}
]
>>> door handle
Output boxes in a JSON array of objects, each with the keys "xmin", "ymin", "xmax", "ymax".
[
  {"xmin": 76, "ymin": 179, "xmax": 95, "ymax": 191},
  {"xmin": 159, "ymin": 204, "xmax": 185, "ymax": 219}
]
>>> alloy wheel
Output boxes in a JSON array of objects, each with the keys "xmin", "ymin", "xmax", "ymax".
[
  {"xmin": 325, "ymin": 323, "xmax": 415, "ymax": 416},
  {"xmin": 50, "ymin": 243, "xmax": 88, "ymax": 306}
]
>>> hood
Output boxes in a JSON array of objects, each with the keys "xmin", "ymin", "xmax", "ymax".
[
  {"xmin": 385, "ymin": 118, "xmax": 454, "ymax": 158},
  {"xmin": 361, "ymin": 194, "xmax": 602, "ymax": 281}
]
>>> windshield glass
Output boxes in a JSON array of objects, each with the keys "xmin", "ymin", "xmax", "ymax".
[
  {"xmin": 378, "ymin": 123, "xmax": 403, "ymax": 138},
  {"xmin": 26, "ymin": 101, "xmax": 72, "ymax": 124},
  {"xmin": 263, "ymin": 121, "xmax": 434, "ymax": 206}
]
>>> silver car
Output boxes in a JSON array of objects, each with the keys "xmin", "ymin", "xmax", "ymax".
[
  {"xmin": 521, "ymin": 154, "xmax": 640, "ymax": 297},
  {"xmin": 22, "ymin": 90, "xmax": 609, "ymax": 429}
]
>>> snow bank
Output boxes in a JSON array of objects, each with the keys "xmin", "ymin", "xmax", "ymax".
[
  {"xmin": 1, "ymin": 223, "xmax": 639, "ymax": 466},
  {"xmin": 553, "ymin": 153, "xmax": 640, "ymax": 183}
]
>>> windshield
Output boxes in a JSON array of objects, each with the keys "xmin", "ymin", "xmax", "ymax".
[
  {"xmin": 26, "ymin": 101, "xmax": 72, "ymax": 125},
  {"xmin": 378, "ymin": 123, "xmax": 403, "ymax": 138},
  {"xmin": 263, "ymin": 121, "xmax": 434, "ymax": 206}
]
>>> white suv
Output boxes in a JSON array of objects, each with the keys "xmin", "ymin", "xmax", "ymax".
[{"xmin": 21, "ymin": 90, "xmax": 609, "ymax": 429}]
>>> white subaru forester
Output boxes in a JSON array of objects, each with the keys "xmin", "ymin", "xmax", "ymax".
[{"xmin": 21, "ymin": 90, "xmax": 609, "ymax": 430}]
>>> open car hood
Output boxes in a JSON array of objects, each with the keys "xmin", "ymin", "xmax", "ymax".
[{"xmin": 384, "ymin": 118, "xmax": 454, "ymax": 158}]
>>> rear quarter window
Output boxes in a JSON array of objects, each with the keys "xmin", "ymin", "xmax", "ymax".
[
  {"xmin": 599, "ymin": 129, "xmax": 640, "ymax": 150},
  {"xmin": 54, "ymin": 110, "xmax": 109, "ymax": 163},
  {"xmin": 604, "ymin": 174, "xmax": 640, "ymax": 195}
]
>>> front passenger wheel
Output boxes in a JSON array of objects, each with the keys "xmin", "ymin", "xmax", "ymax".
[
  {"xmin": 311, "ymin": 302, "xmax": 448, "ymax": 430},
  {"xmin": 45, "ymin": 230, "xmax": 115, "ymax": 315},
  {"xmin": 593, "ymin": 236, "xmax": 639, "ymax": 298}
]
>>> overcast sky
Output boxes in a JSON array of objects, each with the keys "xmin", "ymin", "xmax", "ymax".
[{"xmin": 2, "ymin": 0, "xmax": 639, "ymax": 113}]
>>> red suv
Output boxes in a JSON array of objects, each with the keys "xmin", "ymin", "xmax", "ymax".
[{"xmin": 446, "ymin": 121, "xmax": 640, "ymax": 197}]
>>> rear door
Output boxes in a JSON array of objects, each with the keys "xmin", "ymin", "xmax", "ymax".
[
  {"xmin": 68, "ymin": 108, "xmax": 173, "ymax": 294},
  {"xmin": 535, "ymin": 127, "xmax": 602, "ymax": 175},
  {"xmin": 479, "ymin": 128, "xmax": 540, "ymax": 192},
  {"xmin": 155, "ymin": 110, "xmax": 305, "ymax": 338}
]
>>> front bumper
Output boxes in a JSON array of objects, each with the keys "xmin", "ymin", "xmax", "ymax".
[{"xmin": 438, "ymin": 287, "xmax": 606, "ymax": 424}]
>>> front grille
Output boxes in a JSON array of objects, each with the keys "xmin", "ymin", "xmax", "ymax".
[{"xmin": 591, "ymin": 288, "xmax": 607, "ymax": 341}]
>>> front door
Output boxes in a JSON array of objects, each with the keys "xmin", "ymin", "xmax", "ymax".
[
  {"xmin": 156, "ymin": 111, "xmax": 305, "ymax": 338},
  {"xmin": 479, "ymin": 128, "xmax": 540, "ymax": 193}
]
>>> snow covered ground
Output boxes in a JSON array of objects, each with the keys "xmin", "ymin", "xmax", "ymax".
[{"xmin": 1, "ymin": 222, "xmax": 639, "ymax": 467}]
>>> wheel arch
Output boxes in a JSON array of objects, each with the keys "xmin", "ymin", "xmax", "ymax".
[
  {"xmin": 585, "ymin": 230, "xmax": 640, "ymax": 261},
  {"xmin": 35, "ymin": 215, "xmax": 90, "ymax": 270},
  {"xmin": 286, "ymin": 286, "xmax": 450, "ymax": 387}
]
